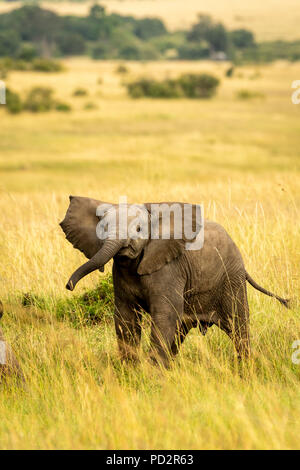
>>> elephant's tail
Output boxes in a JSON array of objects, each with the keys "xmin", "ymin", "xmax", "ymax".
[{"xmin": 246, "ymin": 272, "xmax": 290, "ymax": 309}]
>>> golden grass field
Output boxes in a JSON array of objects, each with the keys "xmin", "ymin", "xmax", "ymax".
[
  {"xmin": 0, "ymin": 57, "xmax": 300, "ymax": 449},
  {"xmin": 1, "ymin": 0, "xmax": 300, "ymax": 41}
]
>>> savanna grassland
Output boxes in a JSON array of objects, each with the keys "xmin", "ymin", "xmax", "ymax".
[
  {"xmin": 0, "ymin": 58, "xmax": 300, "ymax": 449},
  {"xmin": 1, "ymin": 0, "xmax": 300, "ymax": 41}
]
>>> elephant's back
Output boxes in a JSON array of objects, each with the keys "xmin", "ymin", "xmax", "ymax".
[{"xmin": 184, "ymin": 219, "xmax": 244, "ymax": 292}]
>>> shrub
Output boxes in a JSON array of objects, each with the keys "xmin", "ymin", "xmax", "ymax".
[
  {"xmin": 177, "ymin": 43, "xmax": 210, "ymax": 60},
  {"xmin": 0, "ymin": 57, "xmax": 63, "ymax": 73},
  {"xmin": 236, "ymin": 89, "xmax": 265, "ymax": 100},
  {"xmin": 31, "ymin": 58, "xmax": 63, "ymax": 72},
  {"xmin": 56, "ymin": 277, "xmax": 114, "ymax": 326},
  {"xmin": 11, "ymin": 60, "xmax": 31, "ymax": 71},
  {"xmin": 23, "ymin": 86, "xmax": 72, "ymax": 112},
  {"xmin": 17, "ymin": 45, "xmax": 38, "ymax": 61},
  {"xmin": 118, "ymin": 45, "xmax": 141, "ymax": 60},
  {"xmin": 5, "ymin": 88, "xmax": 23, "ymax": 114},
  {"xmin": 116, "ymin": 64, "xmax": 129, "ymax": 74},
  {"xmin": 225, "ymin": 66, "xmax": 235, "ymax": 77},
  {"xmin": 21, "ymin": 275, "xmax": 114, "ymax": 327},
  {"xmin": 127, "ymin": 73, "xmax": 220, "ymax": 99},
  {"xmin": 73, "ymin": 88, "xmax": 88, "ymax": 97},
  {"xmin": 178, "ymin": 73, "xmax": 220, "ymax": 98},
  {"xmin": 55, "ymin": 102, "xmax": 72, "ymax": 112},
  {"xmin": 24, "ymin": 87, "xmax": 55, "ymax": 112},
  {"xmin": 20, "ymin": 275, "xmax": 114, "ymax": 327},
  {"xmin": 127, "ymin": 78, "xmax": 183, "ymax": 99},
  {"xmin": 21, "ymin": 292, "xmax": 47, "ymax": 309}
]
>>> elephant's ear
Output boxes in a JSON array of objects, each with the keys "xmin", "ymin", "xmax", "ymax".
[
  {"xmin": 137, "ymin": 202, "xmax": 203, "ymax": 275},
  {"xmin": 60, "ymin": 196, "xmax": 105, "ymax": 259},
  {"xmin": 137, "ymin": 239, "xmax": 185, "ymax": 275}
]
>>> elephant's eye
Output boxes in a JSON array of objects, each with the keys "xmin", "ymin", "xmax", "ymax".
[{"xmin": 137, "ymin": 225, "xmax": 141, "ymax": 232}]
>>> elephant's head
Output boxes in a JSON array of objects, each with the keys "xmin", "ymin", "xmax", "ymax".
[{"xmin": 60, "ymin": 196, "xmax": 202, "ymax": 290}]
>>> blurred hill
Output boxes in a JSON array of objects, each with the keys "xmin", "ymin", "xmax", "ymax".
[{"xmin": 0, "ymin": 0, "xmax": 300, "ymax": 42}]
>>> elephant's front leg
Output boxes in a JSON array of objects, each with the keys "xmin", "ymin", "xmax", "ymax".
[
  {"xmin": 171, "ymin": 320, "xmax": 195, "ymax": 356},
  {"xmin": 114, "ymin": 297, "xmax": 142, "ymax": 363},
  {"xmin": 149, "ymin": 295, "xmax": 184, "ymax": 368}
]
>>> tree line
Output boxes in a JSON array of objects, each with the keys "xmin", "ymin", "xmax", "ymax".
[{"xmin": 0, "ymin": 4, "xmax": 300, "ymax": 63}]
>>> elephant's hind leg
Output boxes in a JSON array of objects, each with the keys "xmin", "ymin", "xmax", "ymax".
[{"xmin": 219, "ymin": 278, "xmax": 251, "ymax": 359}]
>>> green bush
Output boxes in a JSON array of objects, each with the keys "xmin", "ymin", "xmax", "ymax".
[
  {"xmin": 17, "ymin": 45, "xmax": 38, "ymax": 61},
  {"xmin": 4, "ymin": 86, "xmax": 71, "ymax": 114},
  {"xmin": 236, "ymin": 89, "xmax": 265, "ymax": 100},
  {"xmin": 56, "ymin": 276, "xmax": 114, "ymax": 326},
  {"xmin": 31, "ymin": 58, "xmax": 63, "ymax": 72},
  {"xmin": 23, "ymin": 86, "xmax": 72, "ymax": 112},
  {"xmin": 55, "ymin": 102, "xmax": 72, "ymax": 112},
  {"xmin": 73, "ymin": 88, "xmax": 88, "ymax": 97},
  {"xmin": 225, "ymin": 66, "xmax": 235, "ymax": 77},
  {"xmin": 177, "ymin": 43, "xmax": 210, "ymax": 60},
  {"xmin": 21, "ymin": 275, "xmax": 114, "ymax": 327},
  {"xmin": 127, "ymin": 73, "xmax": 220, "ymax": 99},
  {"xmin": 5, "ymin": 88, "xmax": 23, "ymax": 114},
  {"xmin": 236, "ymin": 40, "xmax": 300, "ymax": 64},
  {"xmin": 0, "ymin": 58, "xmax": 29, "ymax": 71},
  {"xmin": 116, "ymin": 64, "xmax": 129, "ymax": 74},
  {"xmin": 11, "ymin": 60, "xmax": 31, "ymax": 71},
  {"xmin": 21, "ymin": 292, "xmax": 47, "ymax": 309},
  {"xmin": 0, "ymin": 57, "xmax": 64, "ymax": 72},
  {"xmin": 24, "ymin": 87, "xmax": 55, "ymax": 112},
  {"xmin": 127, "ymin": 78, "xmax": 183, "ymax": 99},
  {"xmin": 178, "ymin": 73, "xmax": 220, "ymax": 98}
]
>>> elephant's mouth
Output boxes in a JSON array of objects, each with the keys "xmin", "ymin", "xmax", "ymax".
[{"xmin": 117, "ymin": 246, "xmax": 136, "ymax": 258}]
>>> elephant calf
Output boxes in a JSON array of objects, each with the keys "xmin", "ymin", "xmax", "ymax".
[{"xmin": 60, "ymin": 196, "xmax": 289, "ymax": 368}]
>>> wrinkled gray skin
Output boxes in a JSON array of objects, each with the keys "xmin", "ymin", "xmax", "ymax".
[
  {"xmin": 60, "ymin": 196, "xmax": 289, "ymax": 368},
  {"xmin": 0, "ymin": 301, "xmax": 25, "ymax": 382}
]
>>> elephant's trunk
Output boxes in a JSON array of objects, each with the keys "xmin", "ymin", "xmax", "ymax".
[{"xmin": 66, "ymin": 239, "xmax": 125, "ymax": 291}]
